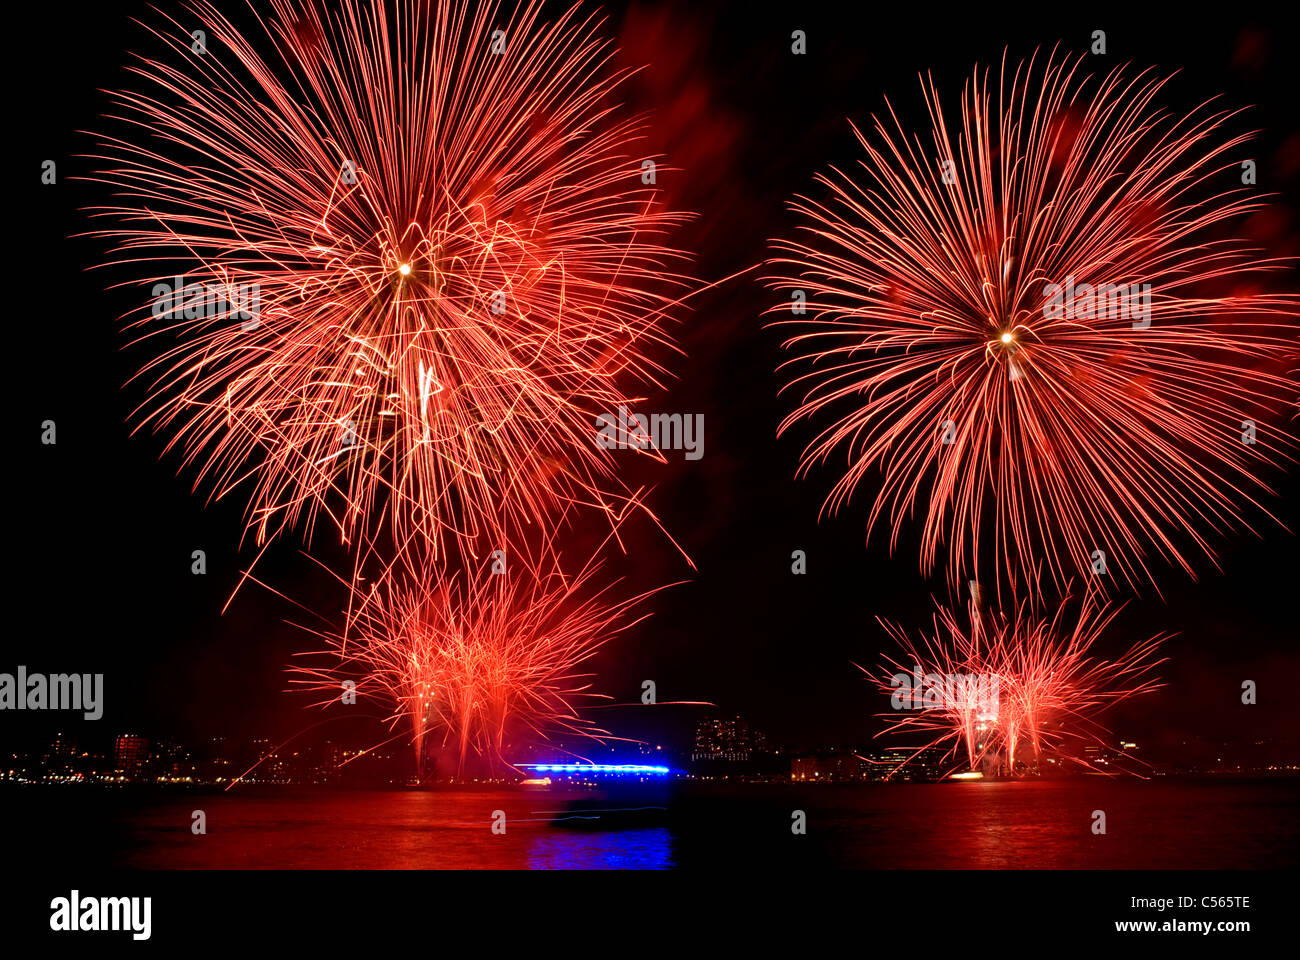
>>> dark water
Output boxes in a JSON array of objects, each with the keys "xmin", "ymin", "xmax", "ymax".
[{"xmin": 10, "ymin": 778, "xmax": 1298, "ymax": 869}]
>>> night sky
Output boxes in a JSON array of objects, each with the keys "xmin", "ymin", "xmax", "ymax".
[{"xmin": 14, "ymin": 0, "xmax": 1299, "ymax": 758}]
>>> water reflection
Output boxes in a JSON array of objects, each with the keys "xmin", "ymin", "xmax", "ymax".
[
  {"xmin": 527, "ymin": 828, "xmax": 672, "ymax": 869},
  {"xmin": 9, "ymin": 778, "xmax": 1297, "ymax": 869}
]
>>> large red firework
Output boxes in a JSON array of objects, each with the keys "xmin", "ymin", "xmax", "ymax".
[
  {"xmin": 769, "ymin": 51, "xmax": 1299, "ymax": 596},
  {"xmin": 872, "ymin": 590, "xmax": 1167, "ymax": 777},
  {"xmin": 289, "ymin": 543, "xmax": 666, "ymax": 777},
  {"xmin": 87, "ymin": 0, "xmax": 692, "ymax": 559}
]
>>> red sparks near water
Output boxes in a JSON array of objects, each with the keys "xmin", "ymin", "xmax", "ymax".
[
  {"xmin": 290, "ymin": 545, "xmax": 667, "ymax": 778},
  {"xmin": 871, "ymin": 590, "xmax": 1168, "ymax": 778},
  {"xmin": 769, "ymin": 51, "xmax": 1300, "ymax": 597},
  {"xmin": 88, "ymin": 0, "xmax": 693, "ymax": 559}
]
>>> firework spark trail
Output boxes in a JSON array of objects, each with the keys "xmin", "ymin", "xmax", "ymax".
[
  {"xmin": 86, "ymin": 0, "xmax": 695, "ymax": 562},
  {"xmin": 769, "ymin": 49, "xmax": 1299, "ymax": 597},
  {"xmin": 287, "ymin": 535, "xmax": 674, "ymax": 777},
  {"xmin": 871, "ymin": 590, "xmax": 1168, "ymax": 778}
]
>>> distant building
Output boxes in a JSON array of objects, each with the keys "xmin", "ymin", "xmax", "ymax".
[
  {"xmin": 115, "ymin": 734, "xmax": 148, "ymax": 774},
  {"xmin": 692, "ymin": 715, "xmax": 767, "ymax": 762},
  {"xmin": 41, "ymin": 732, "xmax": 79, "ymax": 778},
  {"xmin": 791, "ymin": 753, "xmax": 863, "ymax": 782},
  {"xmin": 850, "ymin": 746, "xmax": 951, "ymax": 781}
]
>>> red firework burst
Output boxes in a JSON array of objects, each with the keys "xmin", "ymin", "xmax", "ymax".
[
  {"xmin": 769, "ymin": 50, "xmax": 1299, "ymax": 596},
  {"xmin": 289, "ymin": 543, "xmax": 668, "ymax": 777},
  {"xmin": 872, "ymin": 590, "xmax": 1167, "ymax": 777},
  {"xmin": 87, "ymin": 0, "xmax": 692, "ymax": 558}
]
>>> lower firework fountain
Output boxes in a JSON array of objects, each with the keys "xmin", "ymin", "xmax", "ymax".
[
  {"xmin": 871, "ymin": 590, "xmax": 1168, "ymax": 780},
  {"xmin": 291, "ymin": 545, "xmax": 668, "ymax": 783}
]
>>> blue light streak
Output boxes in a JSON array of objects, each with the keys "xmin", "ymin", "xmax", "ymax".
[{"xmin": 520, "ymin": 763, "xmax": 670, "ymax": 775}]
